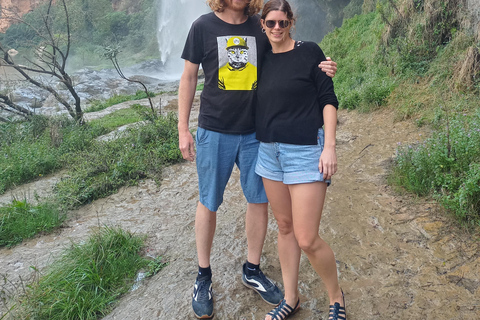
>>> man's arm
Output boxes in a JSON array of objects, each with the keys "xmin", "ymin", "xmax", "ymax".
[
  {"xmin": 319, "ymin": 57, "xmax": 338, "ymax": 78},
  {"xmin": 178, "ymin": 60, "xmax": 200, "ymax": 162}
]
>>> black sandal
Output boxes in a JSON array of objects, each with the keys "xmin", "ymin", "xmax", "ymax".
[
  {"xmin": 266, "ymin": 298, "xmax": 300, "ymax": 320},
  {"xmin": 328, "ymin": 290, "xmax": 346, "ymax": 320}
]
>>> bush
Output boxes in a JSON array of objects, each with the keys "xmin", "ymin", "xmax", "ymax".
[{"xmin": 391, "ymin": 111, "xmax": 480, "ymax": 225}]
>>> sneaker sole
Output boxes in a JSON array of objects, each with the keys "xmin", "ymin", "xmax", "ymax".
[
  {"xmin": 193, "ymin": 310, "xmax": 214, "ymax": 319},
  {"xmin": 242, "ymin": 277, "xmax": 279, "ymax": 306}
]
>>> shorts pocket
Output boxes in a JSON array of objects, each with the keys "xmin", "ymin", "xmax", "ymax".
[{"xmin": 195, "ymin": 127, "xmax": 209, "ymax": 145}]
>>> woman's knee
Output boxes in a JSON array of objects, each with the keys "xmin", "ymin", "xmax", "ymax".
[
  {"xmin": 276, "ymin": 218, "xmax": 294, "ymax": 236},
  {"xmin": 296, "ymin": 234, "xmax": 323, "ymax": 254}
]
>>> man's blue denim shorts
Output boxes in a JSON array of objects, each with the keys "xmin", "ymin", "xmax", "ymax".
[
  {"xmin": 195, "ymin": 127, "xmax": 268, "ymax": 212},
  {"xmin": 255, "ymin": 128, "xmax": 331, "ymax": 185}
]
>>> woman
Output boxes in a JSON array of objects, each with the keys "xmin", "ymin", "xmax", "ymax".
[{"xmin": 255, "ymin": 1, "xmax": 346, "ymax": 319}]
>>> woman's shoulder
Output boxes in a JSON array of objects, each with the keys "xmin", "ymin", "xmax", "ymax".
[
  {"xmin": 295, "ymin": 41, "xmax": 325, "ymax": 60},
  {"xmin": 295, "ymin": 41, "xmax": 323, "ymax": 52}
]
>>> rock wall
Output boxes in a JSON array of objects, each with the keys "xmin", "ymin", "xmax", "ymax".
[
  {"xmin": 0, "ymin": 0, "xmax": 45, "ymax": 32},
  {"xmin": 467, "ymin": 0, "xmax": 480, "ymax": 31}
]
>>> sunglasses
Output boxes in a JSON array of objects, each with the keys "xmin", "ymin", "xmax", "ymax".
[{"xmin": 265, "ymin": 20, "xmax": 290, "ymax": 29}]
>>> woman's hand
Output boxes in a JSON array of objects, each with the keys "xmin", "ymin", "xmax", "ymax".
[{"xmin": 319, "ymin": 145, "xmax": 337, "ymax": 181}]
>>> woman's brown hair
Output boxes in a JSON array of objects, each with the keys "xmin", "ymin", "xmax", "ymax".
[
  {"xmin": 207, "ymin": 0, "xmax": 264, "ymax": 16},
  {"xmin": 260, "ymin": 0, "xmax": 296, "ymax": 24}
]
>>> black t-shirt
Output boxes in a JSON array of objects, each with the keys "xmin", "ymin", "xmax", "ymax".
[
  {"xmin": 182, "ymin": 12, "xmax": 270, "ymax": 134},
  {"xmin": 256, "ymin": 41, "xmax": 339, "ymax": 145}
]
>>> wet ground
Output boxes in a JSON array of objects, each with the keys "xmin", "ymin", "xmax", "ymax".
[{"xmin": 0, "ymin": 97, "xmax": 479, "ymax": 319}]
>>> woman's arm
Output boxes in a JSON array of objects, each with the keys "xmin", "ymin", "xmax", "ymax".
[{"xmin": 319, "ymin": 104, "xmax": 337, "ymax": 180}]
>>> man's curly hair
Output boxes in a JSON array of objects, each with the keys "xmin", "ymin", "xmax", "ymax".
[{"xmin": 207, "ymin": 0, "xmax": 264, "ymax": 16}]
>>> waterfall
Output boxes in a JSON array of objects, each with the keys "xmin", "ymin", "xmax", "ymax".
[{"xmin": 157, "ymin": 0, "xmax": 210, "ymax": 79}]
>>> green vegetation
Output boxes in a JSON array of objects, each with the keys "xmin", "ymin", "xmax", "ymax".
[
  {"xmin": 0, "ymin": 200, "xmax": 65, "ymax": 247},
  {"xmin": 321, "ymin": 0, "xmax": 480, "ymax": 226},
  {"xmin": 0, "ymin": 105, "xmax": 182, "ymax": 246},
  {"xmin": 56, "ymin": 113, "xmax": 181, "ymax": 209},
  {"xmin": 85, "ymin": 91, "xmax": 155, "ymax": 113},
  {"xmin": 0, "ymin": 116, "xmax": 106, "ymax": 194},
  {"xmin": 321, "ymin": 12, "xmax": 396, "ymax": 111},
  {"xmin": 391, "ymin": 110, "xmax": 480, "ymax": 225},
  {"xmin": 20, "ymin": 227, "xmax": 166, "ymax": 319},
  {"xmin": 0, "ymin": 0, "xmax": 159, "ymax": 68}
]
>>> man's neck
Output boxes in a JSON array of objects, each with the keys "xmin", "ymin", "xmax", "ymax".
[{"xmin": 215, "ymin": 7, "xmax": 248, "ymax": 25}]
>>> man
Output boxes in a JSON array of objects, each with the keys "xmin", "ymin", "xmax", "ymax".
[{"xmin": 178, "ymin": 0, "xmax": 337, "ymax": 318}]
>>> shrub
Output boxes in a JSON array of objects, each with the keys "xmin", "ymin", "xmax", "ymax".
[{"xmin": 391, "ymin": 111, "xmax": 480, "ymax": 225}]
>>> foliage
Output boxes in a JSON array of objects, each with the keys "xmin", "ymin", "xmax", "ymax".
[
  {"xmin": 2, "ymin": 0, "xmax": 158, "ymax": 64},
  {"xmin": 55, "ymin": 113, "xmax": 182, "ymax": 209},
  {"xmin": 390, "ymin": 110, "xmax": 480, "ymax": 225},
  {"xmin": 0, "ymin": 116, "xmax": 105, "ymax": 194},
  {"xmin": 20, "ymin": 227, "xmax": 159, "ymax": 319},
  {"xmin": 85, "ymin": 91, "xmax": 155, "ymax": 113},
  {"xmin": 0, "ymin": 199, "xmax": 65, "ymax": 247},
  {"xmin": 321, "ymin": 12, "xmax": 397, "ymax": 111}
]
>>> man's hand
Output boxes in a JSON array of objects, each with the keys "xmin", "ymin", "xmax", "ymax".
[
  {"xmin": 178, "ymin": 130, "xmax": 196, "ymax": 162},
  {"xmin": 319, "ymin": 57, "xmax": 337, "ymax": 78}
]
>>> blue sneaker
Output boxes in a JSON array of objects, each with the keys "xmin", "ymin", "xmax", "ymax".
[
  {"xmin": 192, "ymin": 278, "xmax": 214, "ymax": 319},
  {"xmin": 242, "ymin": 263, "xmax": 283, "ymax": 305}
]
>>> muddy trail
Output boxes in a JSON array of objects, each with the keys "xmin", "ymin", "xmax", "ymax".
[{"xmin": 1, "ymin": 98, "xmax": 479, "ymax": 319}]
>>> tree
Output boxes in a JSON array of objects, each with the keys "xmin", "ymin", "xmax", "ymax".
[
  {"xmin": 103, "ymin": 45, "xmax": 159, "ymax": 119},
  {"xmin": 0, "ymin": 0, "xmax": 83, "ymax": 123}
]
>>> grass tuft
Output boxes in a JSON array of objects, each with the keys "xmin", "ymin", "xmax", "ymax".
[
  {"xmin": 0, "ymin": 200, "xmax": 65, "ymax": 247},
  {"xmin": 20, "ymin": 227, "xmax": 165, "ymax": 320}
]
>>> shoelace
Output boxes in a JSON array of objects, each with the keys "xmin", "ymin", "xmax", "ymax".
[
  {"xmin": 196, "ymin": 280, "xmax": 211, "ymax": 301},
  {"xmin": 256, "ymin": 271, "xmax": 273, "ymax": 289}
]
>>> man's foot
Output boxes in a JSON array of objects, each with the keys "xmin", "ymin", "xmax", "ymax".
[
  {"xmin": 242, "ymin": 263, "xmax": 284, "ymax": 305},
  {"xmin": 192, "ymin": 278, "xmax": 214, "ymax": 319}
]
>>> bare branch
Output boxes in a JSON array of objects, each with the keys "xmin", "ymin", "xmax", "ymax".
[{"xmin": 0, "ymin": 0, "xmax": 83, "ymax": 123}]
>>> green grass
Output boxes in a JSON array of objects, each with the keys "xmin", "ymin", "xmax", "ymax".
[
  {"xmin": 0, "ymin": 110, "xmax": 181, "ymax": 245},
  {"xmin": 0, "ymin": 116, "xmax": 106, "ymax": 194},
  {"xmin": 55, "ymin": 113, "xmax": 182, "ymax": 209},
  {"xmin": 85, "ymin": 90, "xmax": 155, "ymax": 113},
  {"xmin": 88, "ymin": 105, "xmax": 150, "ymax": 131},
  {"xmin": 0, "ymin": 199, "xmax": 65, "ymax": 247},
  {"xmin": 20, "ymin": 226, "xmax": 166, "ymax": 320},
  {"xmin": 320, "ymin": 12, "xmax": 396, "ymax": 111},
  {"xmin": 389, "ymin": 110, "xmax": 480, "ymax": 226}
]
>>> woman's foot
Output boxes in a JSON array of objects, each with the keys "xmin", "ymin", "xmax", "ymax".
[
  {"xmin": 328, "ymin": 289, "xmax": 346, "ymax": 320},
  {"xmin": 264, "ymin": 298, "xmax": 300, "ymax": 320}
]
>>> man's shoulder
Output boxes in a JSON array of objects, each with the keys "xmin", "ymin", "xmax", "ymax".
[{"xmin": 191, "ymin": 12, "xmax": 216, "ymax": 27}]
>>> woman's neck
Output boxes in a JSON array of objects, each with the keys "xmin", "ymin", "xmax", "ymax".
[{"xmin": 271, "ymin": 38, "xmax": 295, "ymax": 54}]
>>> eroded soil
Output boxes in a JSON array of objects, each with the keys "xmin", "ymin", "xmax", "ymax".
[{"xmin": 1, "ymin": 98, "xmax": 479, "ymax": 319}]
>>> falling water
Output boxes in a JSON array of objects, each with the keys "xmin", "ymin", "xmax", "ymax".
[
  {"xmin": 156, "ymin": 0, "xmax": 329, "ymax": 79},
  {"xmin": 157, "ymin": 0, "xmax": 210, "ymax": 79}
]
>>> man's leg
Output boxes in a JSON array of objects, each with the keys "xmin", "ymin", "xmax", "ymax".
[
  {"xmin": 196, "ymin": 202, "xmax": 217, "ymax": 268},
  {"xmin": 239, "ymin": 133, "xmax": 283, "ymax": 305},
  {"xmin": 192, "ymin": 128, "xmax": 237, "ymax": 319},
  {"xmin": 245, "ymin": 202, "xmax": 268, "ymax": 265}
]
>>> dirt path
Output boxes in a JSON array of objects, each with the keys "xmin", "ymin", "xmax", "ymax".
[{"xmin": 1, "ymin": 107, "xmax": 479, "ymax": 319}]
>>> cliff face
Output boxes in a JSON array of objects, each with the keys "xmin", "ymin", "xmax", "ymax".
[{"xmin": 0, "ymin": 0, "xmax": 45, "ymax": 32}]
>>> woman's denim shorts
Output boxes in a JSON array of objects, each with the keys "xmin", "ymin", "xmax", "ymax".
[{"xmin": 255, "ymin": 128, "xmax": 331, "ymax": 185}]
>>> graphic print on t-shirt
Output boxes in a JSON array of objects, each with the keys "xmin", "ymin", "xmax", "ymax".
[{"xmin": 217, "ymin": 36, "xmax": 258, "ymax": 91}]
